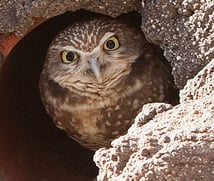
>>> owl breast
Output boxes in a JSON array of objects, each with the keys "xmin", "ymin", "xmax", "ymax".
[
  {"xmin": 40, "ymin": 54, "xmax": 170, "ymax": 151},
  {"xmin": 43, "ymin": 77, "xmax": 138, "ymax": 150}
]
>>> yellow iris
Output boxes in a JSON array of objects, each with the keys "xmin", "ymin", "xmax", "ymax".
[
  {"xmin": 61, "ymin": 51, "xmax": 78, "ymax": 64},
  {"xmin": 103, "ymin": 36, "xmax": 120, "ymax": 51}
]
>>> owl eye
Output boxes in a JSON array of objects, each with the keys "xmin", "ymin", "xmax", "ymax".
[
  {"xmin": 61, "ymin": 51, "xmax": 78, "ymax": 64},
  {"xmin": 103, "ymin": 36, "xmax": 120, "ymax": 51}
]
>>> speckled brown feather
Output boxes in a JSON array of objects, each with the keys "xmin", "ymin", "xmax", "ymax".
[{"xmin": 39, "ymin": 18, "xmax": 177, "ymax": 150}]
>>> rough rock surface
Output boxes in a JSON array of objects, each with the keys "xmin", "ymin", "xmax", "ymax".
[
  {"xmin": 141, "ymin": 0, "xmax": 214, "ymax": 88},
  {"xmin": 0, "ymin": 0, "xmax": 141, "ymax": 35},
  {"xmin": 94, "ymin": 59, "xmax": 214, "ymax": 181},
  {"xmin": 180, "ymin": 59, "xmax": 214, "ymax": 102}
]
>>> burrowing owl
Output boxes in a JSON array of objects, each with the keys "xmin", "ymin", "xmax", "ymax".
[{"xmin": 39, "ymin": 17, "xmax": 177, "ymax": 150}]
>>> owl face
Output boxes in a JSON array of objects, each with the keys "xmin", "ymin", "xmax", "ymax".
[{"xmin": 43, "ymin": 18, "xmax": 144, "ymax": 95}]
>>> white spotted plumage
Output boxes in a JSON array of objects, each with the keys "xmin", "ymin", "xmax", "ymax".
[{"xmin": 39, "ymin": 17, "xmax": 177, "ymax": 150}]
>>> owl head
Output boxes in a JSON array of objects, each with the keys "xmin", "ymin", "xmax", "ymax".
[{"xmin": 42, "ymin": 18, "xmax": 145, "ymax": 95}]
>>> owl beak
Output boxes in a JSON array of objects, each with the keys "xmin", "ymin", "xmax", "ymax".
[{"xmin": 89, "ymin": 58, "xmax": 103, "ymax": 83}]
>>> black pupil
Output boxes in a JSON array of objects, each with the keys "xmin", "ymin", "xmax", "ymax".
[
  {"xmin": 106, "ymin": 40, "xmax": 115, "ymax": 49},
  {"xmin": 66, "ymin": 52, "xmax": 75, "ymax": 61}
]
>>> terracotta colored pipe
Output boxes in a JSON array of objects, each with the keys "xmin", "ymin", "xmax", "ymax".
[
  {"xmin": 0, "ymin": 34, "xmax": 22, "ymax": 57},
  {"xmin": 0, "ymin": 17, "xmax": 46, "ymax": 58}
]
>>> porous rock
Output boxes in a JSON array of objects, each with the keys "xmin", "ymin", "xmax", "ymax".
[
  {"xmin": 141, "ymin": 0, "xmax": 214, "ymax": 88},
  {"xmin": 180, "ymin": 59, "xmax": 214, "ymax": 102},
  {"xmin": 94, "ymin": 59, "xmax": 214, "ymax": 181},
  {"xmin": 0, "ymin": 0, "xmax": 141, "ymax": 35}
]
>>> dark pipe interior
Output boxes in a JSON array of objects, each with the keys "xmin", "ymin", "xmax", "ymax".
[{"xmin": 0, "ymin": 10, "xmax": 106, "ymax": 181}]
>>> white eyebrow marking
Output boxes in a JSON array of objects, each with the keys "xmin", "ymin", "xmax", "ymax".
[{"xmin": 52, "ymin": 32, "xmax": 115, "ymax": 56}]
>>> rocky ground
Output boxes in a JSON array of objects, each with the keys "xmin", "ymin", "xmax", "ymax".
[{"xmin": 0, "ymin": 0, "xmax": 213, "ymax": 181}]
